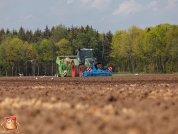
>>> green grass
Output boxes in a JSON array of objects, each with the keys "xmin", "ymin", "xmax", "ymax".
[
  {"xmin": 112, "ymin": 72, "xmax": 137, "ymax": 76},
  {"xmin": 112, "ymin": 72, "xmax": 178, "ymax": 76}
]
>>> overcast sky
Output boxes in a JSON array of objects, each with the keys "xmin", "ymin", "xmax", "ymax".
[{"xmin": 0, "ymin": 0, "xmax": 177, "ymax": 34}]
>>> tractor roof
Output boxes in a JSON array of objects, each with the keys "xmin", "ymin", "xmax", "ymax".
[{"xmin": 80, "ymin": 48, "xmax": 94, "ymax": 50}]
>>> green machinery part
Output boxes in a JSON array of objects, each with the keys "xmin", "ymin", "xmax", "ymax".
[{"xmin": 56, "ymin": 56, "xmax": 79, "ymax": 77}]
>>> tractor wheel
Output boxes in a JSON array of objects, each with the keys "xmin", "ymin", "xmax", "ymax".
[
  {"xmin": 79, "ymin": 65, "xmax": 84, "ymax": 77},
  {"xmin": 71, "ymin": 62, "xmax": 76, "ymax": 77}
]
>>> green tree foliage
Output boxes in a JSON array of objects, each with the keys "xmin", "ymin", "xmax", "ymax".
[
  {"xmin": 55, "ymin": 38, "xmax": 72, "ymax": 56},
  {"xmin": 165, "ymin": 25, "xmax": 178, "ymax": 72},
  {"xmin": 6, "ymin": 28, "xmax": 10, "ymax": 34},
  {"xmin": 71, "ymin": 25, "xmax": 99, "ymax": 54},
  {"xmin": 26, "ymin": 30, "xmax": 33, "ymax": 43},
  {"xmin": 12, "ymin": 29, "xmax": 18, "ymax": 36},
  {"xmin": 18, "ymin": 26, "xmax": 26, "ymax": 41},
  {"xmin": 0, "ymin": 44, "xmax": 6, "ymax": 76},
  {"xmin": 1, "ymin": 23, "xmax": 178, "ymax": 76},
  {"xmin": 133, "ymin": 29, "xmax": 147, "ymax": 72},
  {"xmin": 22, "ymin": 42, "xmax": 39, "ymax": 76},
  {"xmin": 97, "ymin": 31, "xmax": 113, "ymax": 66},
  {"xmin": 24, "ymin": 42, "xmax": 39, "ymax": 61},
  {"xmin": 110, "ymin": 30, "xmax": 127, "ymax": 72},
  {"xmin": 39, "ymin": 39, "xmax": 54, "ymax": 61},
  {"xmin": 5, "ymin": 38, "xmax": 24, "ymax": 76},
  {"xmin": 43, "ymin": 25, "xmax": 51, "ymax": 39},
  {"xmin": 0, "ymin": 28, "xmax": 5, "ymax": 43},
  {"xmin": 31, "ymin": 28, "xmax": 43, "ymax": 44},
  {"xmin": 38, "ymin": 39, "xmax": 55, "ymax": 76},
  {"xmin": 111, "ymin": 24, "xmax": 178, "ymax": 73},
  {"xmin": 51, "ymin": 24, "xmax": 68, "ymax": 43}
]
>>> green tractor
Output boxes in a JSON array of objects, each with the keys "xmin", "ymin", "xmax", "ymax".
[{"xmin": 55, "ymin": 48, "xmax": 112, "ymax": 77}]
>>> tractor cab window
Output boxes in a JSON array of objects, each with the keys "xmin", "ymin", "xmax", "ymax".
[{"xmin": 79, "ymin": 50, "xmax": 93, "ymax": 63}]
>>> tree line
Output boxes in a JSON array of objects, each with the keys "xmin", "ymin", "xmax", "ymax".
[
  {"xmin": 0, "ymin": 23, "xmax": 178, "ymax": 76},
  {"xmin": 0, "ymin": 25, "xmax": 112, "ymax": 76},
  {"xmin": 110, "ymin": 24, "xmax": 178, "ymax": 73}
]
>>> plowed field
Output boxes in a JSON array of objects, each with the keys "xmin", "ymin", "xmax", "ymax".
[{"xmin": 0, "ymin": 74, "xmax": 178, "ymax": 134}]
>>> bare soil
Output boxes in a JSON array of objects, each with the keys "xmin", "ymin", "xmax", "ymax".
[{"xmin": 0, "ymin": 74, "xmax": 178, "ymax": 134}]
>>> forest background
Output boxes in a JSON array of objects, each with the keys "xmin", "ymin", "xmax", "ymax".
[{"xmin": 0, "ymin": 23, "xmax": 178, "ymax": 76}]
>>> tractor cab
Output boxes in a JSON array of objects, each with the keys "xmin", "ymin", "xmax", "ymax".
[{"xmin": 76, "ymin": 48, "xmax": 94, "ymax": 64}]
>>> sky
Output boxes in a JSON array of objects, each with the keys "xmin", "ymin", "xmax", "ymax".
[{"xmin": 0, "ymin": 0, "xmax": 178, "ymax": 34}]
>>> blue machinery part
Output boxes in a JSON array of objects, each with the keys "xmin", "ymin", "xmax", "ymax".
[{"xmin": 82, "ymin": 63, "xmax": 112, "ymax": 77}]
